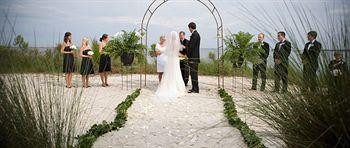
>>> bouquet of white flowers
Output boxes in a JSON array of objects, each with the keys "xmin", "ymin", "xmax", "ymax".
[
  {"xmin": 87, "ymin": 51, "xmax": 94, "ymax": 56},
  {"xmin": 70, "ymin": 45, "xmax": 77, "ymax": 50}
]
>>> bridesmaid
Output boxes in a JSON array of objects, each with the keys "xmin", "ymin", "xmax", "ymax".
[
  {"xmin": 156, "ymin": 35, "xmax": 167, "ymax": 82},
  {"xmin": 99, "ymin": 34, "xmax": 111, "ymax": 87},
  {"xmin": 79, "ymin": 37, "xmax": 94, "ymax": 88},
  {"xmin": 60, "ymin": 32, "xmax": 75, "ymax": 88}
]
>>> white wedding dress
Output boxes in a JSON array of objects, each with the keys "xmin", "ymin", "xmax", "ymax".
[{"xmin": 155, "ymin": 31, "xmax": 186, "ymax": 101}]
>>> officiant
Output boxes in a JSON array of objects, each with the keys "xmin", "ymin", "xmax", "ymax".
[{"xmin": 179, "ymin": 31, "xmax": 190, "ymax": 86}]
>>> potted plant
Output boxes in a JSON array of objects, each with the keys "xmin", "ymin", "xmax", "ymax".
[
  {"xmin": 221, "ymin": 31, "xmax": 263, "ymax": 68},
  {"xmin": 105, "ymin": 30, "xmax": 146, "ymax": 66}
]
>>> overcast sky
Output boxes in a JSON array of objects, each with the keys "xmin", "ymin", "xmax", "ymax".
[{"xmin": 0, "ymin": 0, "xmax": 348, "ymax": 48}]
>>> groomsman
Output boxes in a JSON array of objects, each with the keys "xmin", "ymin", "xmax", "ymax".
[
  {"xmin": 179, "ymin": 31, "xmax": 190, "ymax": 86},
  {"xmin": 301, "ymin": 31, "xmax": 322, "ymax": 91},
  {"xmin": 273, "ymin": 31, "xmax": 291, "ymax": 93},
  {"xmin": 251, "ymin": 33, "xmax": 270, "ymax": 91}
]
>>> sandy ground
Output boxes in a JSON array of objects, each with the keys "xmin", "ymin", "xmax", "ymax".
[
  {"xmin": 3, "ymin": 74, "xmax": 282, "ymax": 147},
  {"xmin": 93, "ymin": 75, "xmax": 247, "ymax": 148},
  {"xmin": 70, "ymin": 74, "xmax": 283, "ymax": 147}
]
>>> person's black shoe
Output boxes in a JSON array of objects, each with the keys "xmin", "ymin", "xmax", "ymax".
[
  {"xmin": 188, "ymin": 89, "xmax": 199, "ymax": 93},
  {"xmin": 250, "ymin": 87, "xmax": 257, "ymax": 91}
]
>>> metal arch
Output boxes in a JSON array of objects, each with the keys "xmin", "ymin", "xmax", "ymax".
[{"xmin": 140, "ymin": 0, "xmax": 225, "ymax": 88}]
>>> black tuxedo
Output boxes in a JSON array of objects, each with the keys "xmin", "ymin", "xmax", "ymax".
[
  {"xmin": 273, "ymin": 40, "xmax": 291, "ymax": 92},
  {"xmin": 187, "ymin": 30, "xmax": 201, "ymax": 92},
  {"xmin": 180, "ymin": 38, "xmax": 190, "ymax": 86},
  {"xmin": 302, "ymin": 40, "xmax": 322, "ymax": 91},
  {"xmin": 252, "ymin": 41, "xmax": 270, "ymax": 91}
]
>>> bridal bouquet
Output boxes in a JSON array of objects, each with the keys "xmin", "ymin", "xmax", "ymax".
[{"xmin": 179, "ymin": 54, "xmax": 188, "ymax": 60}]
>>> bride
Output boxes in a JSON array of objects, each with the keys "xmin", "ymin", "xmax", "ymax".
[{"xmin": 155, "ymin": 31, "xmax": 186, "ymax": 100}]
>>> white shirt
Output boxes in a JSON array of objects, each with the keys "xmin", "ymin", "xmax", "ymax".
[
  {"xmin": 279, "ymin": 39, "xmax": 286, "ymax": 50},
  {"xmin": 307, "ymin": 39, "xmax": 316, "ymax": 50},
  {"xmin": 190, "ymin": 29, "xmax": 196, "ymax": 34}
]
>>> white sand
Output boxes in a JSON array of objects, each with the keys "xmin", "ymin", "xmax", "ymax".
[
  {"xmin": 93, "ymin": 75, "xmax": 247, "ymax": 148},
  {"xmin": 4, "ymin": 74, "xmax": 282, "ymax": 147}
]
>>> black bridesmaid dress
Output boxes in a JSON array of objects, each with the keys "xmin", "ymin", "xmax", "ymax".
[
  {"xmin": 63, "ymin": 46, "xmax": 75, "ymax": 73},
  {"xmin": 80, "ymin": 49, "xmax": 94, "ymax": 75},
  {"xmin": 99, "ymin": 47, "xmax": 111, "ymax": 72}
]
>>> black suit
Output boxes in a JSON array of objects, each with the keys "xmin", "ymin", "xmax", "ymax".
[
  {"xmin": 302, "ymin": 40, "xmax": 321, "ymax": 91},
  {"xmin": 180, "ymin": 38, "xmax": 190, "ymax": 85},
  {"xmin": 273, "ymin": 40, "xmax": 291, "ymax": 92},
  {"xmin": 187, "ymin": 30, "xmax": 201, "ymax": 92},
  {"xmin": 252, "ymin": 41, "xmax": 270, "ymax": 91}
]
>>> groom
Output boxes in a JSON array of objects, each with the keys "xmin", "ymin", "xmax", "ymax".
[{"xmin": 187, "ymin": 22, "xmax": 201, "ymax": 93}]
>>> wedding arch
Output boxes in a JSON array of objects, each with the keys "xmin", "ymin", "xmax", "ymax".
[{"xmin": 139, "ymin": 0, "xmax": 225, "ymax": 88}]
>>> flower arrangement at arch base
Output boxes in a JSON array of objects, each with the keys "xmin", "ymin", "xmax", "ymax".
[{"xmin": 105, "ymin": 30, "xmax": 146, "ymax": 66}]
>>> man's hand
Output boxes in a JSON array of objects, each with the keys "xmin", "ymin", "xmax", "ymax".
[{"xmin": 274, "ymin": 59, "xmax": 282, "ymax": 65}]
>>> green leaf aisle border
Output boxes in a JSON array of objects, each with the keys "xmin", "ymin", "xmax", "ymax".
[
  {"xmin": 76, "ymin": 89, "xmax": 141, "ymax": 148},
  {"xmin": 218, "ymin": 89, "xmax": 266, "ymax": 148}
]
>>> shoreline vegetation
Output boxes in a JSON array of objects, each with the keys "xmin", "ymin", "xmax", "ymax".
[{"xmin": 0, "ymin": 44, "xmax": 254, "ymax": 77}]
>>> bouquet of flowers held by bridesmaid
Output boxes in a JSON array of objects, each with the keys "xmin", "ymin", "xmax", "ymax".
[
  {"xmin": 70, "ymin": 45, "xmax": 77, "ymax": 50},
  {"xmin": 87, "ymin": 51, "xmax": 94, "ymax": 56}
]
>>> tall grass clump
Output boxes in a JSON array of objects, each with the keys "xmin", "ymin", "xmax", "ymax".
[
  {"xmin": 0, "ymin": 74, "xmax": 83, "ymax": 147},
  {"xmin": 0, "ymin": 35, "xmax": 84, "ymax": 147},
  {"xmin": 231, "ymin": 1, "xmax": 350, "ymax": 147},
  {"xmin": 248, "ymin": 62, "xmax": 349, "ymax": 147}
]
